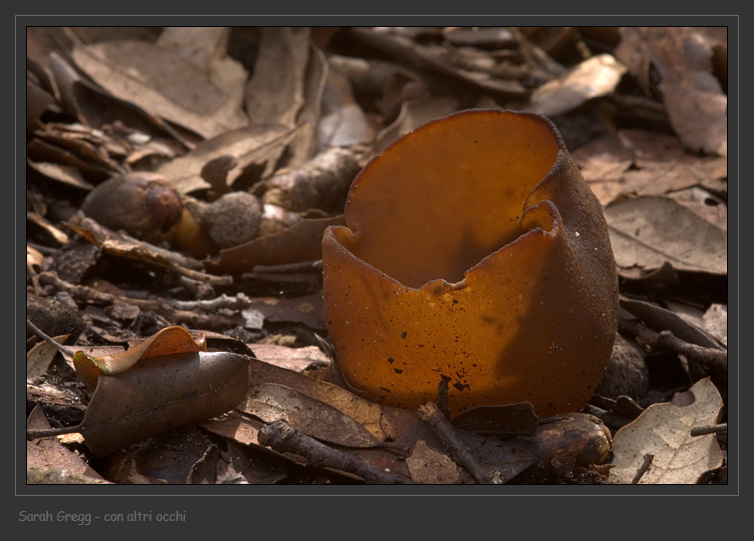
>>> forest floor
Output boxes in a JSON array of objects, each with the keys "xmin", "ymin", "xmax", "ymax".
[{"xmin": 25, "ymin": 26, "xmax": 728, "ymax": 486}]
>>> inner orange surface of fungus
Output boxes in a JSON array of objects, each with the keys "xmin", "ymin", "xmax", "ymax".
[{"xmin": 322, "ymin": 109, "xmax": 619, "ymax": 418}]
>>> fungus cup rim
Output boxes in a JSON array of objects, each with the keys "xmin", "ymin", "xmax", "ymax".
[{"xmin": 328, "ymin": 108, "xmax": 572, "ymax": 292}]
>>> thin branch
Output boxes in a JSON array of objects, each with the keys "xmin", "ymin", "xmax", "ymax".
[
  {"xmin": 26, "ymin": 318, "xmax": 76, "ymax": 358},
  {"xmin": 27, "ymin": 425, "xmax": 83, "ymax": 441},
  {"xmin": 690, "ymin": 423, "xmax": 727, "ymax": 437},
  {"xmin": 417, "ymin": 402, "xmax": 502, "ymax": 484},
  {"xmin": 258, "ymin": 419, "xmax": 414, "ymax": 484},
  {"xmin": 621, "ymin": 319, "xmax": 727, "ymax": 381},
  {"xmin": 252, "ymin": 260, "xmax": 323, "ymax": 275},
  {"xmin": 38, "ymin": 272, "xmax": 240, "ymax": 331},
  {"xmin": 631, "ymin": 454, "xmax": 654, "ymax": 484}
]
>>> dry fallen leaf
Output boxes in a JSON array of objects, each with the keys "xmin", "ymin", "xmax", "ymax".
[
  {"xmin": 573, "ymin": 129, "xmax": 727, "ymax": 206},
  {"xmin": 701, "ymin": 304, "xmax": 728, "ymax": 348},
  {"xmin": 615, "ymin": 27, "xmax": 726, "ymax": 156},
  {"xmin": 247, "ymin": 356, "xmax": 388, "ymax": 440},
  {"xmin": 27, "ymin": 334, "xmax": 68, "ymax": 378},
  {"xmin": 608, "ymin": 378, "xmax": 724, "ymax": 484},
  {"xmin": 156, "ymin": 123, "xmax": 295, "ymax": 194},
  {"xmin": 528, "ymin": 54, "xmax": 627, "ymax": 116},
  {"xmin": 406, "ymin": 440, "xmax": 460, "ymax": 484},
  {"xmin": 27, "ymin": 405, "xmax": 106, "ymax": 483},
  {"xmin": 249, "ymin": 343, "xmax": 331, "ymax": 372},
  {"xmin": 72, "ymin": 40, "xmax": 249, "ymax": 140},
  {"xmin": 76, "ymin": 350, "xmax": 249, "ymax": 456},
  {"xmin": 239, "ymin": 382, "xmax": 394, "ymax": 450},
  {"xmin": 73, "ymin": 325, "xmax": 206, "ymax": 390},
  {"xmin": 604, "ymin": 195, "xmax": 727, "ymax": 276}
]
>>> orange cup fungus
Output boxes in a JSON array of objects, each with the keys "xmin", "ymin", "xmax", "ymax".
[{"xmin": 321, "ymin": 109, "xmax": 619, "ymax": 418}]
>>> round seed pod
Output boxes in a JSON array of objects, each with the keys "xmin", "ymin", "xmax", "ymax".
[{"xmin": 321, "ymin": 109, "xmax": 619, "ymax": 418}]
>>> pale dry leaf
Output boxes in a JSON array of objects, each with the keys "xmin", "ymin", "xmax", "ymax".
[
  {"xmin": 528, "ymin": 54, "xmax": 627, "ymax": 117},
  {"xmin": 157, "ymin": 27, "xmax": 231, "ymax": 72},
  {"xmin": 157, "ymin": 27, "xmax": 248, "ymax": 113},
  {"xmin": 246, "ymin": 356, "xmax": 388, "ymax": 440},
  {"xmin": 27, "ymin": 212, "xmax": 70, "ymax": 245},
  {"xmin": 72, "ymin": 40, "xmax": 249, "ymax": 139},
  {"xmin": 701, "ymin": 304, "xmax": 727, "ymax": 347},
  {"xmin": 27, "ymin": 334, "xmax": 68, "ymax": 378},
  {"xmin": 246, "ymin": 27, "xmax": 311, "ymax": 128},
  {"xmin": 406, "ymin": 440, "xmax": 460, "ymax": 484},
  {"xmin": 319, "ymin": 68, "xmax": 374, "ymax": 149},
  {"xmin": 26, "ymin": 244, "xmax": 45, "ymax": 268},
  {"xmin": 155, "ymin": 123, "xmax": 293, "ymax": 194},
  {"xmin": 239, "ymin": 383, "xmax": 389, "ymax": 449},
  {"xmin": 249, "ymin": 344, "xmax": 331, "ymax": 372},
  {"xmin": 604, "ymin": 195, "xmax": 727, "ymax": 275},
  {"xmin": 608, "ymin": 378, "xmax": 724, "ymax": 484},
  {"xmin": 284, "ymin": 43, "xmax": 328, "ymax": 168},
  {"xmin": 27, "ymin": 159, "xmax": 95, "ymax": 191},
  {"xmin": 667, "ymin": 188, "xmax": 727, "ymax": 232},
  {"xmin": 573, "ymin": 129, "xmax": 727, "ymax": 205}
]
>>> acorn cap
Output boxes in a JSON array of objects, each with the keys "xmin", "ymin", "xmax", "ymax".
[{"xmin": 190, "ymin": 191, "xmax": 263, "ymax": 250}]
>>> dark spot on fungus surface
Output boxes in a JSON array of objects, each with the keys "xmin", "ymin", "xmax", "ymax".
[
  {"xmin": 321, "ymin": 109, "xmax": 619, "ymax": 418},
  {"xmin": 394, "ymin": 368, "xmax": 403, "ymax": 374},
  {"xmin": 387, "ymin": 357, "xmax": 394, "ymax": 364}
]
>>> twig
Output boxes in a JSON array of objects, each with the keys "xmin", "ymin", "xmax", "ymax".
[
  {"xmin": 258, "ymin": 419, "xmax": 414, "ymax": 484},
  {"xmin": 690, "ymin": 423, "xmax": 727, "ymax": 437},
  {"xmin": 27, "ymin": 425, "xmax": 82, "ymax": 441},
  {"xmin": 252, "ymin": 260, "xmax": 323, "ymax": 275},
  {"xmin": 65, "ymin": 214, "xmax": 232, "ymax": 286},
  {"xmin": 26, "ymin": 318, "xmax": 75, "ymax": 359},
  {"xmin": 621, "ymin": 319, "xmax": 727, "ymax": 381},
  {"xmin": 38, "ymin": 272, "xmax": 239, "ymax": 331},
  {"xmin": 417, "ymin": 402, "xmax": 502, "ymax": 484},
  {"xmin": 631, "ymin": 454, "xmax": 654, "ymax": 484},
  {"xmin": 168, "ymin": 292, "xmax": 253, "ymax": 311}
]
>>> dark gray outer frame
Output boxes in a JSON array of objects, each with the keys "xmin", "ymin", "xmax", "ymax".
[{"xmin": 13, "ymin": 8, "xmax": 742, "ymax": 537}]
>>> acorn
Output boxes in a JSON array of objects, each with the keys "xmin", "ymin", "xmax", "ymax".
[{"xmin": 80, "ymin": 172, "xmax": 183, "ymax": 245}]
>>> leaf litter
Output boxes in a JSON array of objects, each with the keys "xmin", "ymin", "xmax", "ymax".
[{"xmin": 26, "ymin": 26, "xmax": 728, "ymax": 485}]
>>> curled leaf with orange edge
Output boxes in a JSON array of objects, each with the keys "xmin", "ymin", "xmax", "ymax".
[
  {"xmin": 73, "ymin": 326, "xmax": 206, "ymax": 391},
  {"xmin": 322, "ymin": 109, "xmax": 619, "ymax": 418}
]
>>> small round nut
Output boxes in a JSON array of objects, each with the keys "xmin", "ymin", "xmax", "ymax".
[{"xmin": 80, "ymin": 172, "xmax": 183, "ymax": 244}]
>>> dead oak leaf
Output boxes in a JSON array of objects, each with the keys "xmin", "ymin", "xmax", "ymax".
[{"xmin": 608, "ymin": 378, "xmax": 724, "ymax": 484}]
